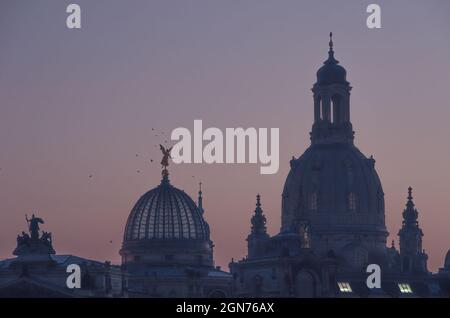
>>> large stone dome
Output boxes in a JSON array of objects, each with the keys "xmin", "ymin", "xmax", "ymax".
[
  {"xmin": 280, "ymin": 34, "xmax": 388, "ymax": 263},
  {"xmin": 281, "ymin": 145, "xmax": 389, "ymax": 267},
  {"xmin": 282, "ymin": 143, "xmax": 387, "ymax": 238}
]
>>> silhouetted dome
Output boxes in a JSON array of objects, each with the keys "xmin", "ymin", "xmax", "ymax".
[
  {"xmin": 316, "ymin": 58, "xmax": 348, "ymax": 86},
  {"xmin": 315, "ymin": 33, "xmax": 349, "ymax": 86},
  {"xmin": 281, "ymin": 143, "xmax": 388, "ymax": 259},
  {"xmin": 283, "ymin": 143, "xmax": 385, "ymax": 226},
  {"xmin": 120, "ymin": 171, "xmax": 214, "ymax": 268},
  {"xmin": 123, "ymin": 174, "xmax": 210, "ymax": 242}
]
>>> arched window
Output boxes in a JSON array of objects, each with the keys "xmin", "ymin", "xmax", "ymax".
[
  {"xmin": 331, "ymin": 94, "xmax": 342, "ymax": 124},
  {"xmin": 309, "ymin": 192, "xmax": 318, "ymax": 211},
  {"xmin": 348, "ymin": 192, "xmax": 357, "ymax": 211},
  {"xmin": 320, "ymin": 97, "xmax": 324, "ymax": 120},
  {"xmin": 295, "ymin": 271, "xmax": 316, "ymax": 298}
]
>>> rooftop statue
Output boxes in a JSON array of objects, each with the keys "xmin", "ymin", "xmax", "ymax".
[
  {"xmin": 13, "ymin": 214, "xmax": 55, "ymax": 256},
  {"xmin": 159, "ymin": 144, "xmax": 172, "ymax": 169},
  {"xmin": 26, "ymin": 214, "xmax": 44, "ymax": 241}
]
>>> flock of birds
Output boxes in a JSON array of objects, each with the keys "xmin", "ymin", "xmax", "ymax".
[
  {"xmin": 0, "ymin": 128, "xmax": 199, "ymax": 247},
  {"xmin": 86, "ymin": 128, "xmax": 197, "ymax": 180}
]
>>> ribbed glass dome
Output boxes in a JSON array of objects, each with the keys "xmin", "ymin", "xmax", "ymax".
[{"xmin": 123, "ymin": 173, "xmax": 210, "ymax": 242}]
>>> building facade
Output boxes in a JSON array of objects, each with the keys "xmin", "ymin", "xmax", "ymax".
[
  {"xmin": 0, "ymin": 34, "xmax": 449, "ymax": 298},
  {"xmin": 0, "ymin": 215, "xmax": 124, "ymax": 298},
  {"xmin": 229, "ymin": 34, "xmax": 450, "ymax": 298},
  {"xmin": 120, "ymin": 167, "xmax": 232, "ymax": 297}
]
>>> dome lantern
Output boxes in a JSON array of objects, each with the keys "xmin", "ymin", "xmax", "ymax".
[{"xmin": 311, "ymin": 33, "xmax": 354, "ymax": 145}]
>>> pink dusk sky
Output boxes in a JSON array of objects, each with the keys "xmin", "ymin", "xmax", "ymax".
[{"xmin": 0, "ymin": 0, "xmax": 450, "ymax": 271}]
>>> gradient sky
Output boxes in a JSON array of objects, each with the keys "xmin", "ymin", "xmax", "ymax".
[{"xmin": 0, "ymin": 0, "xmax": 449, "ymax": 271}]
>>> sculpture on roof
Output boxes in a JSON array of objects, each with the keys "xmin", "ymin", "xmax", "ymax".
[{"xmin": 13, "ymin": 214, "xmax": 55, "ymax": 257}]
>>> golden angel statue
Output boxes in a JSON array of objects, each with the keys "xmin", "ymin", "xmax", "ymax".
[{"xmin": 159, "ymin": 144, "xmax": 172, "ymax": 169}]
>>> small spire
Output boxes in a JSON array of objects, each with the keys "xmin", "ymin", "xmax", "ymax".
[
  {"xmin": 406, "ymin": 186, "xmax": 415, "ymax": 209},
  {"xmin": 198, "ymin": 182, "xmax": 204, "ymax": 214},
  {"xmin": 402, "ymin": 186, "xmax": 418, "ymax": 226},
  {"xmin": 161, "ymin": 169, "xmax": 170, "ymax": 184},
  {"xmin": 324, "ymin": 32, "xmax": 339, "ymax": 65},
  {"xmin": 250, "ymin": 194, "xmax": 267, "ymax": 236},
  {"xmin": 329, "ymin": 32, "xmax": 334, "ymax": 52}
]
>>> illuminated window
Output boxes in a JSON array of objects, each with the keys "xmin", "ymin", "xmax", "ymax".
[
  {"xmin": 309, "ymin": 192, "xmax": 318, "ymax": 211},
  {"xmin": 398, "ymin": 283, "xmax": 413, "ymax": 294},
  {"xmin": 337, "ymin": 282, "xmax": 352, "ymax": 293},
  {"xmin": 348, "ymin": 192, "xmax": 357, "ymax": 211}
]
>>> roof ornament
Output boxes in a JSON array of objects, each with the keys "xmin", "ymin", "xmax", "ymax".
[
  {"xmin": 329, "ymin": 32, "xmax": 334, "ymax": 52},
  {"xmin": 26, "ymin": 214, "xmax": 44, "ymax": 241},
  {"xmin": 406, "ymin": 186, "xmax": 415, "ymax": 210},
  {"xmin": 198, "ymin": 182, "xmax": 204, "ymax": 214},
  {"xmin": 402, "ymin": 186, "xmax": 419, "ymax": 226},
  {"xmin": 325, "ymin": 32, "xmax": 339, "ymax": 65},
  {"xmin": 159, "ymin": 144, "xmax": 172, "ymax": 182},
  {"xmin": 256, "ymin": 193, "xmax": 261, "ymax": 209},
  {"xmin": 249, "ymin": 194, "xmax": 268, "ymax": 238},
  {"xmin": 407, "ymin": 186, "xmax": 413, "ymax": 202},
  {"xmin": 13, "ymin": 214, "xmax": 55, "ymax": 256}
]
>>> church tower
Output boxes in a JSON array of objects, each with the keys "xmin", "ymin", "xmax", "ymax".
[
  {"xmin": 311, "ymin": 32, "xmax": 354, "ymax": 145},
  {"xmin": 281, "ymin": 33, "xmax": 387, "ymax": 264},
  {"xmin": 398, "ymin": 187, "xmax": 428, "ymax": 273}
]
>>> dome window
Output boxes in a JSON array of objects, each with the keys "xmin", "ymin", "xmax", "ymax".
[
  {"xmin": 348, "ymin": 192, "xmax": 357, "ymax": 211},
  {"xmin": 308, "ymin": 192, "xmax": 318, "ymax": 211},
  {"xmin": 398, "ymin": 283, "xmax": 413, "ymax": 294},
  {"xmin": 337, "ymin": 282, "xmax": 352, "ymax": 293}
]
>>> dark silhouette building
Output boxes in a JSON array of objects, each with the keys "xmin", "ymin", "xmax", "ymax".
[
  {"xmin": 0, "ymin": 216, "xmax": 123, "ymax": 297},
  {"xmin": 229, "ymin": 34, "xmax": 450, "ymax": 297},
  {"xmin": 1, "ymin": 34, "xmax": 449, "ymax": 298},
  {"xmin": 120, "ymin": 168, "xmax": 231, "ymax": 297}
]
